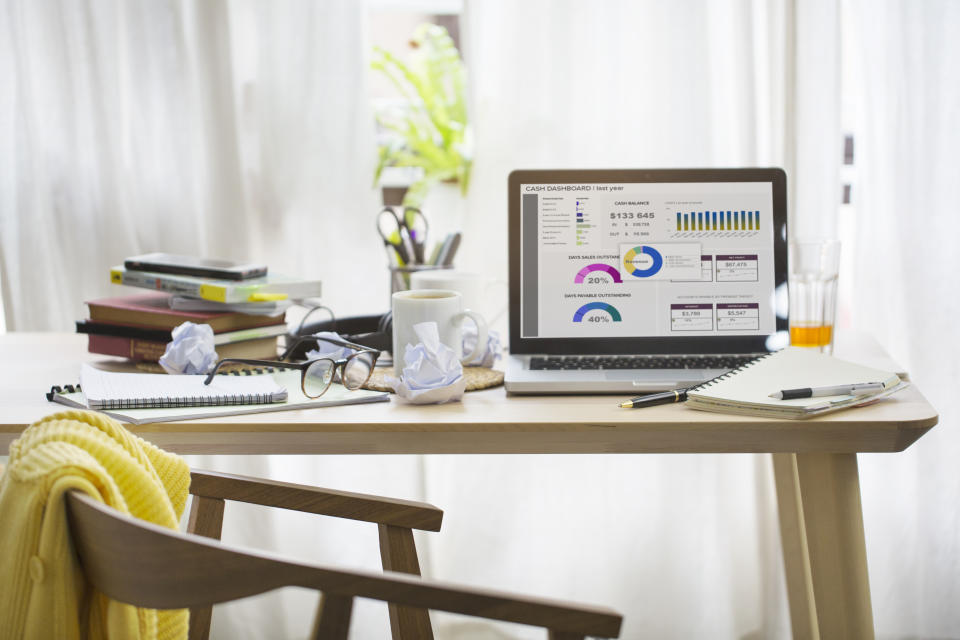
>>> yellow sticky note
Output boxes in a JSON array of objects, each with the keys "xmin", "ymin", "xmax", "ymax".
[{"xmin": 248, "ymin": 292, "xmax": 288, "ymax": 302}]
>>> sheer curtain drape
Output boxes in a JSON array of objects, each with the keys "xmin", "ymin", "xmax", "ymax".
[
  {"xmin": 0, "ymin": 0, "xmax": 387, "ymax": 331},
  {"xmin": 1, "ymin": 2, "xmax": 421, "ymax": 638},
  {"xmin": 843, "ymin": 1, "xmax": 960, "ymax": 636}
]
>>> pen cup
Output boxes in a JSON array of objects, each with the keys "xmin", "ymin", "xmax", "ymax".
[{"xmin": 789, "ymin": 240, "xmax": 840, "ymax": 354}]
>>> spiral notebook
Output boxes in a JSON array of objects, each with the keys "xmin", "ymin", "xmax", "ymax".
[
  {"xmin": 686, "ymin": 347, "xmax": 906, "ymax": 419},
  {"xmin": 77, "ymin": 364, "xmax": 287, "ymax": 409},
  {"xmin": 47, "ymin": 364, "xmax": 388, "ymax": 424}
]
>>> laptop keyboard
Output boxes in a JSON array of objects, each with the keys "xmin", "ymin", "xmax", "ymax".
[{"xmin": 529, "ymin": 354, "xmax": 759, "ymax": 371}]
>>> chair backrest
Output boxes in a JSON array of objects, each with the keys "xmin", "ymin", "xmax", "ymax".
[{"xmin": 65, "ymin": 491, "xmax": 622, "ymax": 639}]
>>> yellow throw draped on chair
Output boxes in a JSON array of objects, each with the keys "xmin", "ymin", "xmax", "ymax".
[{"xmin": 0, "ymin": 410, "xmax": 190, "ymax": 640}]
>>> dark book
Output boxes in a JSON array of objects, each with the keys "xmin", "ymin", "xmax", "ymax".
[
  {"xmin": 86, "ymin": 292, "xmax": 284, "ymax": 332},
  {"xmin": 76, "ymin": 320, "xmax": 288, "ymax": 344},
  {"xmin": 87, "ymin": 334, "xmax": 280, "ymax": 363}
]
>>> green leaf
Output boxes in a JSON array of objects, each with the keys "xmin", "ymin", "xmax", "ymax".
[{"xmin": 371, "ymin": 24, "xmax": 471, "ymax": 203}]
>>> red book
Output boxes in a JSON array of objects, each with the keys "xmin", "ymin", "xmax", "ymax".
[
  {"xmin": 87, "ymin": 335, "xmax": 279, "ymax": 363},
  {"xmin": 86, "ymin": 293, "xmax": 284, "ymax": 333}
]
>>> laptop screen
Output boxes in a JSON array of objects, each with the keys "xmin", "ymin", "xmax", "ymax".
[{"xmin": 508, "ymin": 169, "xmax": 789, "ymax": 355}]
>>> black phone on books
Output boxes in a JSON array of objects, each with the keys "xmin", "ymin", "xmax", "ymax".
[{"xmin": 124, "ymin": 253, "xmax": 268, "ymax": 281}]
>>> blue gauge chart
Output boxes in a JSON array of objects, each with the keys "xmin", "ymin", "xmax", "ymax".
[{"xmin": 572, "ymin": 302, "xmax": 623, "ymax": 323}]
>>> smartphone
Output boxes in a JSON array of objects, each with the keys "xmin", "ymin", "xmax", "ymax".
[{"xmin": 124, "ymin": 253, "xmax": 268, "ymax": 281}]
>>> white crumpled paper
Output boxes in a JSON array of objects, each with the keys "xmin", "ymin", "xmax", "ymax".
[
  {"xmin": 159, "ymin": 322, "xmax": 218, "ymax": 375},
  {"xmin": 387, "ymin": 322, "xmax": 466, "ymax": 404},
  {"xmin": 305, "ymin": 331, "xmax": 353, "ymax": 361},
  {"xmin": 462, "ymin": 325, "xmax": 502, "ymax": 368}
]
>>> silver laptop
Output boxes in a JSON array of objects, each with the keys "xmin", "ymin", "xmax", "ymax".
[{"xmin": 505, "ymin": 168, "xmax": 789, "ymax": 394}]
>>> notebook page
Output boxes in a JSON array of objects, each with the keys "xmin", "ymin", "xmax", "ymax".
[
  {"xmin": 80, "ymin": 363, "xmax": 286, "ymax": 408},
  {"xmin": 688, "ymin": 347, "xmax": 901, "ymax": 410}
]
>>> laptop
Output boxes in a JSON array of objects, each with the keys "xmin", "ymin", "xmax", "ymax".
[{"xmin": 505, "ymin": 168, "xmax": 789, "ymax": 394}]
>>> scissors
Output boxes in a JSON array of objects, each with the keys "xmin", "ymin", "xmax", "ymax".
[
  {"xmin": 376, "ymin": 206, "xmax": 429, "ymax": 265},
  {"xmin": 399, "ymin": 207, "xmax": 429, "ymax": 264}
]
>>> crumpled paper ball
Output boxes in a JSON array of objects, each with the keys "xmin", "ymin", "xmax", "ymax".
[
  {"xmin": 386, "ymin": 321, "xmax": 466, "ymax": 404},
  {"xmin": 462, "ymin": 326, "xmax": 502, "ymax": 368},
  {"xmin": 305, "ymin": 331, "xmax": 353, "ymax": 361},
  {"xmin": 159, "ymin": 321, "xmax": 219, "ymax": 375}
]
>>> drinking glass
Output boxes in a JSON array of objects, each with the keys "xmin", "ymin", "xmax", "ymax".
[{"xmin": 789, "ymin": 240, "xmax": 841, "ymax": 354}]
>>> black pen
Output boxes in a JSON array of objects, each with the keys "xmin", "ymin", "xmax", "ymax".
[{"xmin": 619, "ymin": 389, "xmax": 688, "ymax": 409}]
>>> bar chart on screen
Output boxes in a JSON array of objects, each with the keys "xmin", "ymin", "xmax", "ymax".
[{"xmin": 672, "ymin": 210, "xmax": 761, "ymax": 236}]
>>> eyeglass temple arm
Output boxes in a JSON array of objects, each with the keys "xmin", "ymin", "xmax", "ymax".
[
  {"xmin": 280, "ymin": 336, "xmax": 379, "ymax": 361},
  {"xmin": 203, "ymin": 359, "xmax": 303, "ymax": 385}
]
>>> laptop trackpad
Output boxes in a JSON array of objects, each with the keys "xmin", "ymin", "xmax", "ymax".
[{"xmin": 603, "ymin": 370, "xmax": 704, "ymax": 383}]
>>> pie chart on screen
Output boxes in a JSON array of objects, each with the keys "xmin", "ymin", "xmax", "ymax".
[{"xmin": 623, "ymin": 245, "xmax": 663, "ymax": 277}]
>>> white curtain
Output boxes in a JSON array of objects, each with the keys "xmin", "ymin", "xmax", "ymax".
[
  {"xmin": 842, "ymin": 0, "xmax": 960, "ymax": 636},
  {"xmin": 1, "ymin": 1, "xmax": 421, "ymax": 638},
  {"xmin": 0, "ymin": 0, "xmax": 388, "ymax": 331}
]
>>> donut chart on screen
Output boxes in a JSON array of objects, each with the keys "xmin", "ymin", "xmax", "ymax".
[
  {"xmin": 574, "ymin": 263, "xmax": 622, "ymax": 283},
  {"xmin": 623, "ymin": 245, "xmax": 664, "ymax": 277},
  {"xmin": 572, "ymin": 302, "xmax": 622, "ymax": 322}
]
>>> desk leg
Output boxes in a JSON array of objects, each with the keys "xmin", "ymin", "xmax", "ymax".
[
  {"xmin": 794, "ymin": 452, "xmax": 875, "ymax": 640},
  {"xmin": 772, "ymin": 453, "xmax": 819, "ymax": 640}
]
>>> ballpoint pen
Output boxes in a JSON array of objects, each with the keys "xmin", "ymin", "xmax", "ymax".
[
  {"xmin": 768, "ymin": 382, "xmax": 885, "ymax": 400},
  {"xmin": 619, "ymin": 388, "xmax": 689, "ymax": 409}
]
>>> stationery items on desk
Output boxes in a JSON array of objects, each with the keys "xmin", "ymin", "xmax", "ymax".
[
  {"xmin": 619, "ymin": 347, "xmax": 906, "ymax": 418},
  {"xmin": 47, "ymin": 364, "xmax": 389, "ymax": 425},
  {"xmin": 684, "ymin": 347, "xmax": 905, "ymax": 419},
  {"xmin": 378, "ymin": 206, "xmax": 429, "ymax": 266}
]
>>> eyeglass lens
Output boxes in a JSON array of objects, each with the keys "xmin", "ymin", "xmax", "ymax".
[
  {"xmin": 342, "ymin": 352, "xmax": 376, "ymax": 390},
  {"xmin": 303, "ymin": 359, "xmax": 335, "ymax": 397}
]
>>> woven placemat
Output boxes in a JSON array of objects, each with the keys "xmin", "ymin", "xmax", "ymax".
[{"xmin": 365, "ymin": 366, "xmax": 504, "ymax": 393}]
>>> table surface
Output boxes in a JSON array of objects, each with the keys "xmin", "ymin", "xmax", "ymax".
[{"xmin": 0, "ymin": 333, "xmax": 938, "ymax": 455}]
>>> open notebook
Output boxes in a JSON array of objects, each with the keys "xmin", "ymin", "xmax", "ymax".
[
  {"xmin": 686, "ymin": 347, "xmax": 906, "ymax": 419},
  {"xmin": 49, "ymin": 364, "xmax": 389, "ymax": 424}
]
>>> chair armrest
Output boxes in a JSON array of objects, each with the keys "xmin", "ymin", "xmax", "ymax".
[{"xmin": 189, "ymin": 470, "xmax": 442, "ymax": 532}]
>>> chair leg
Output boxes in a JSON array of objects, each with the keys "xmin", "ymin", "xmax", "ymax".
[
  {"xmin": 378, "ymin": 523, "xmax": 434, "ymax": 640},
  {"xmin": 186, "ymin": 495, "xmax": 225, "ymax": 640},
  {"xmin": 311, "ymin": 593, "xmax": 354, "ymax": 640}
]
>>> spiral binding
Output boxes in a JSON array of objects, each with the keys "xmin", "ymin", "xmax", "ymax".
[
  {"xmin": 45, "ymin": 366, "xmax": 281, "ymax": 405},
  {"xmin": 688, "ymin": 352, "xmax": 775, "ymax": 392},
  {"xmin": 46, "ymin": 384, "xmax": 81, "ymax": 402},
  {"xmin": 91, "ymin": 393, "xmax": 280, "ymax": 410}
]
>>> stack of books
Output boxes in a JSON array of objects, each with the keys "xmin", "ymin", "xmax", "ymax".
[
  {"xmin": 78, "ymin": 256, "xmax": 323, "ymax": 363},
  {"xmin": 78, "ymin": 292, "xmax": 288, "ymax": 361}
]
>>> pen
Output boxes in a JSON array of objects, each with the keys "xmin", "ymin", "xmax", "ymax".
[
  {"xmin": 768, "ymin": 382, "xmax": 885, "ymax": 400},
  {"xmin": 441, "ymin": 232, "xmax": 462, "ymax": 266},
  {"xmin": 619, "ymin": 389, "xmax": 688, "ymax": 409}
]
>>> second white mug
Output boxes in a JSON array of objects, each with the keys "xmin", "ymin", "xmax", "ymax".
[{"xmin": 391, "ymin": 289, "xmax": 489, "ymax": 376}]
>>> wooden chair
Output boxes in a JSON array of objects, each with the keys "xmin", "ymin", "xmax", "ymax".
[{"xmin": 65, "ymin": 469, "xmax": 623, "ymax": 640}]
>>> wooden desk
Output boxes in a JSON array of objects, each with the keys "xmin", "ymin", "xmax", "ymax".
[{"xmin": 0, "ymin": 333, "xmax": 939, "ymax": 639}]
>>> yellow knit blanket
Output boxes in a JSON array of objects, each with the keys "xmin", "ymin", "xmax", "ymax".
[{"xmin": 0, "ymin": 410, "xmax": 190, "ymax": 640}]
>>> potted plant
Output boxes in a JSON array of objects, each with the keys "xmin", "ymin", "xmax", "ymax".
[{"xmin": 371, "ymin": 23, "xmax": 471, "ymax": 209}]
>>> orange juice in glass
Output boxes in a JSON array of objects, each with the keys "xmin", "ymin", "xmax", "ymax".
[{"xmin": 789, "ymin": 241, "xmax": 840, "ymax": 354}]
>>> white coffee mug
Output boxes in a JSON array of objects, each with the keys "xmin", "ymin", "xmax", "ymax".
[
  {"xmin": 391, "ymin": 289, "xmax": 488, "ymax": 376},
  {"xmin": 409, "ymin": 270, "xmax": 508, "ymax": 326}
]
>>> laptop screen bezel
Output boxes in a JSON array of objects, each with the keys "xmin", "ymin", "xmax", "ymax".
[{"xmin": 508, "ymin": 168, "xmax": 789, "ymax": 355}]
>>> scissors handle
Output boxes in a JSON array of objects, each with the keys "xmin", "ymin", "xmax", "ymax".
[
  {"xmin": 377, "ymin": 208, "xmax": 411, "ymax": 265},
  {"xmin": 402, "ymin": 207, "xmax": 428, "ymax": 264}
]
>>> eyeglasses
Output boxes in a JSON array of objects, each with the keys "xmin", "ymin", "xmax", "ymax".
[{"xmin": 203, "ymin": 336, "xmax": 380, "ymax": 399}]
